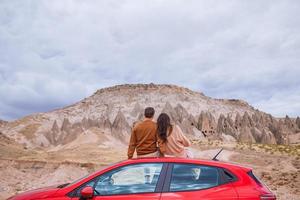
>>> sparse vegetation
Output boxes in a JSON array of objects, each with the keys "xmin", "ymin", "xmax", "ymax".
[{"xmin": 192, "ymin": 139, "xmax": 300, "ymax": 157}]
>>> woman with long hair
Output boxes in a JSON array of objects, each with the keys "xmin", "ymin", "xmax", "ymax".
[{"xmin": 157, "ymin": 113, "xmax": 192, "ymax": 158}]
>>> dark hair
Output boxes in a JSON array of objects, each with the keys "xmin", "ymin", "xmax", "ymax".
[
  {"xmin": 144, "ymin": 107, "xmax": 155, "ymax": 118},
  {"xmin": 157, "ymin": 113, "xmax": 173, "ymax": 143}
]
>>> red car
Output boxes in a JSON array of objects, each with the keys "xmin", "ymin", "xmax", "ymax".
[{"xmin": 7, "ymin": 157, "xmax": 276, "ymax": 200}]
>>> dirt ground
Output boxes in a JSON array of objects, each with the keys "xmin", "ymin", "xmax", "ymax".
[{"xmin": 1, "ymin": 140, "xmax": 299, "ymax": 200}]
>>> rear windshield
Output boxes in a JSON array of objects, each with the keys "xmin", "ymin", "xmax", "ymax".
[{"xmin": 247, "ymin": 170, "xmax": 262, "ymax": 185}]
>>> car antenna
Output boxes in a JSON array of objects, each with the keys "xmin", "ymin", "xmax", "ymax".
[{"xmin": 212, "ymin": 148, "xmax": 223, "ymax": 161}]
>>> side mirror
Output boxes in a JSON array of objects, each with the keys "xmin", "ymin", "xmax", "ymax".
[{"xmin": 80, "ymin": 186, "xmax": 94, "ymax": 199}]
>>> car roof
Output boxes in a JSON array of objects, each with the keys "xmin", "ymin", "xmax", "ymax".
[
  {"xmin": 122, "ymin": 157, "xmax": 252, "ymax": 172},
  {"xmin": 66, "ymin": 157, "xmax": 252, "ymax": 190}
]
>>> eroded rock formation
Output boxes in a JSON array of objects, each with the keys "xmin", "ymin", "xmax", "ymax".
[
  {"xmin": 112, "ymin": 111, "xmax": 131, "ymax": 141},
  {"xmin": 198, "ymin": 111, "xmax": 217, "ymax": 137},
  {"xmin": 30, "ymin": 107, "xmax": 300, "ymax": 146},
  {"xmin": 296, "ymin": 117, "xmax": 300, "ymax": 129},
  {"xmin": 1, "ymin": 84, "xmax": 298, "ymax": 147},
  {"xmin": 0, "ymin": 119, "xmax": 7, "ymax": 127}
]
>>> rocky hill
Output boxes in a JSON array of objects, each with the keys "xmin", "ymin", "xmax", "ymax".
[
  {"xmin": 1, "ymin": 84, "xmax": 299, "ymax": 148},
  {"xmin": 0, "ymin": 119, "xmax": 7, "ymax": 128}
]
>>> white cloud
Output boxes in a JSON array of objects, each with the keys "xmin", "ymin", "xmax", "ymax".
[
  {"xmin": 255, "ymin": 92, "xmax": 300, "ymax": 117},
  {"xmin": 0, "ymin": 0, "xmax": 299, "ymax": 120}
]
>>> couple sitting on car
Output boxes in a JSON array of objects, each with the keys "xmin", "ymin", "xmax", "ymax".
[{"xmin": 128, "ymin": 107, "xmax": 192, "ymax": 159}]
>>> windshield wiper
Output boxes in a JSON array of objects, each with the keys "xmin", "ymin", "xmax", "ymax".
[{"xmin": 57, "ymin": 183, "xmax": 70, "ymax": 188}]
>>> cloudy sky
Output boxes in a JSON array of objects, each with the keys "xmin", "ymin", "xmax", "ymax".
[{"xmin": 0, "ymin": 0, "xmax": 299, "ymax": 120}]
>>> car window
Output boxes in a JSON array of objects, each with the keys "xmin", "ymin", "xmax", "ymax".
[
  {"xmin": 170, "ymin": 164, "xmax": 220, "ymax": 192},
  {"xmin": 94, "ymin": 163, "xmax": 163, "ymax": 195}
]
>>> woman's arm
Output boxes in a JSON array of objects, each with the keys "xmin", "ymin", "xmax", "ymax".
[{"xmin": 176, "ymin": 125, "xmax": 191, "ymax": 147}]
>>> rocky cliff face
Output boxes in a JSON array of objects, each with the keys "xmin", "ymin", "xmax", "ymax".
[
  {"xmin": 0, "ymin": 84, "xmax": 299, "ymax": 148},
  {"xmin": 0, "ymin": 119, "xmax": 7, "ymax": 128}
]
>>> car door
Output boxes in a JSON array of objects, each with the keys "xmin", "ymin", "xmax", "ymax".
[
  {"xmin": 160, "ymin": 163, "xmax": 238, "ymax": 200},
  {"xmin": 71, "ymin": 163, "xmax": 167, "ymax": 200}
]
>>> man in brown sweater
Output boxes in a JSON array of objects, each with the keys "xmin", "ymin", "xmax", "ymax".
[{"xmin": 127, "ymin": 107, "xmax": 158, "ymax": 159}]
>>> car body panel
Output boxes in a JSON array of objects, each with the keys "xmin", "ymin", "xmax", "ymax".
[
  {"xmin": 231, "ymin": 169, "xmax": 274, "ymax": 200},
  {"xmin": 70, "ymin": 193, "xmax": 161, "ymax": 200},
  {"xmin": 7, "ymin": 186, "xmax": 60, "ymax": 200},
  {"xmin": 7, "ymin": 157, "xmax": 275, "ymax": 200},
  {"xmin": 161, "ymin": 182, "xmax": 238, "ymax": 200}
]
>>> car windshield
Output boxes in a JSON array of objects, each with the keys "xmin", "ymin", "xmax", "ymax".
[
  {"xmin": 65, "ymin": 161, "xmax": 125, "ymax": 187},
  {"xmin": 67, "ymin": 173, "xmax": 93, "ymax": 187}
]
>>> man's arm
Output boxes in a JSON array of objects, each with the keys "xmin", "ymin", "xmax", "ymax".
[{"xmin": 127, "ymin": 128, "xmax": 137, "ymax": 159}]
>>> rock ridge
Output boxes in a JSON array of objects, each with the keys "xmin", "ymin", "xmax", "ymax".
[{"xmin": 0, "ymin": 83, "xmax": 299, "ymax": 148}]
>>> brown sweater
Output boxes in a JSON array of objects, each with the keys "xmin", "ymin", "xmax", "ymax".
[{"xmin": 127, "ymin": 119, "xmax": 158, "ymax": 159}]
